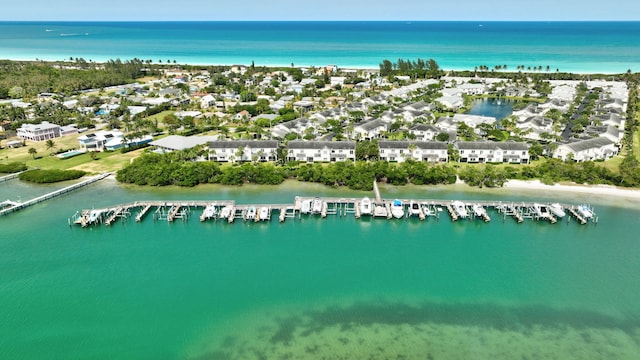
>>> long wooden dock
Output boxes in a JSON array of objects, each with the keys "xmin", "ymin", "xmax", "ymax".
[
  {"xmin": 69, "ymin": 196, "xmax": 597, "ymax": 228},
  {"xmin": 2, "ymin": 173, "xmax": 111, "ymax": 218}
]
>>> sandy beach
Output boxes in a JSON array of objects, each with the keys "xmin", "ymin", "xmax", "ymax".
[{"xmin": 503, "ymin": 180, "xmax": 640, "ymax": 203}]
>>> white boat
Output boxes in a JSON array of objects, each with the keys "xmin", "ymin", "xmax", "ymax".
[
  {"xmin": 373, "ymin": 204, "xmax": 387, "ymax": 217},
  {"xmin": 219, "ymin": 206, "xmax": 232, "ymax": 219},
  {"xmin": 532, "ymin": 203, "xmax": 551, "ymax": 219},
  {"xmin": 577, "ymin": 205, "xmax": 593, "ymax": 219},
  {"xmin": 472, "ymin": 204, "xmax": 486, "ymax": 218},
  {"xmin": 391, "ymin": 199, "xmax": 404, "ymax": 219},
  {"xmin": 246, "ymin": 207, "xmax": 257, "ymax": 220},
  {"xmin": 409, "ymin": 201, "xmax": 421, "ymax": 217},
  {"xmin": 87, "ymin": 210, "xmax": 102, "ymax": 224},
  {"xmin": 300, "ymin": 199, "xmax": 312, "ymax": 214},
  {"xmin": 421, "ymin": 203, "xmax": 436, "ymax": 217},
  {"xmin": 452, "ymin": 200, "xmax": 468, "ymax": 218},
  {"xmin": 360, "ymin": 197, "xmax": 372, "ymax": 216},
  {"xmin": 312, "ymin": 198, "xmax": 323, "ymax": 214},
  {"xmin": 549, "ymin": 203, "xmax": 566, "ymax": 218},
  {"xmin": 201, "ymin": 205, "xmax": 217, "ymax": 221},
  {"xmin": 259, "ymin": 207, "xmax": 269, "ymax": 221}
]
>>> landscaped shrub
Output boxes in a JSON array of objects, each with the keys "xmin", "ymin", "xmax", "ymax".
[{"xmin": 19, "ymin": 169, "xmax": 86, "ymax": 183}]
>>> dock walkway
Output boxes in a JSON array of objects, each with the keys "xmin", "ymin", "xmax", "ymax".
[{"xmin": 1, "ymin": 173, "xmax": 111, "ymax": 218}]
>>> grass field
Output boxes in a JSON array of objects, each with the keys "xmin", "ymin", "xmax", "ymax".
[{"xmin": 0, "ymin": 131, "xmax": 145, "ymax": 174}]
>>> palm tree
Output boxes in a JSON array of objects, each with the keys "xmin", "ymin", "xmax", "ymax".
[
  {"xmin": 28, "ymin": 147, "xmax": 37, "ymax": 159},
  {"xmin": 45, "ymin": 139, "xmax": 56, "ymax": 153}
]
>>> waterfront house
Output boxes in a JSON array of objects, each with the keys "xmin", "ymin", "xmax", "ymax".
[
  {"xmin": 209, "ymin": 140, "xmax": 279, "ymax": 162},
  {"xmin": 378, "ymin": 141, "xmax": 448, "ymax": 163},
  {"xmin": 78, "ymin": 130, "xmax": 124, "ymax": 152},
  {"xmin": 286, "ymin": 140, "xmax": 355, "ymax": 162},
  {"xmin": 553, "ymin": 137, "xmax": 618, "ymax": 162},
  {"xmin": 456, "ymin": 141, "xmax": 530, "ymax": 164},
  {"xmin": 17, "ymin": 121, "xmax": 61, "ymax": 141}
]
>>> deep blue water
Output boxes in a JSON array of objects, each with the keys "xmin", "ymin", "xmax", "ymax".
[
  {"xmin": 468, "ymin": 98, "xmax": 514, "ymax": 119},
  {"xmin": 1, "ymin": 21, "xmax": 639, "ymax": 73}
]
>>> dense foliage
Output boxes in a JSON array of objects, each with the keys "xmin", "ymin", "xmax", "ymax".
[
  {"xmin": 0, "ymin": 59, "xmax": 150, "ymax": 97},
  {"xmin": 379, "ymin": 58, "xmax": 441, "ymax": 79},
  {"xmin": 19, "ymin": 169, "xmax": 86, "ymax": 183},
  {"xmin": 0, "ymin": 162, "xmax": 28, "ymax": 173}
]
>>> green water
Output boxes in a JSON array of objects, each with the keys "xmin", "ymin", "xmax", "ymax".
[{"xmin": 1, "ymin": 179, "xmax": 639, "ymax": 359}]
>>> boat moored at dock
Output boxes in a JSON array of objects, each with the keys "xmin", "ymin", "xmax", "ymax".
[
  {"xmin": 391, "ymin": 199, "xmax": 405, "ymax": 219},
  {"xmin": 360, "ymin": 197, "xmax": 372, "ymax": 216},
  {"xmin": 549, "ymin": 203, "xmax": 566, "ymax": 218},
  {"xmin": 452, "ymin": 200, "xmax": 469, "ymax": 219}
]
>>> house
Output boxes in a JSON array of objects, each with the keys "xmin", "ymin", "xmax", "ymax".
[
  {"xmin": 200, "ymin": 94, "xmax": 216, "ymax": 108},
  {"xmin": 456, "ymin": 141, "xmax": 530, "ymax": 164},
  {"xmin": 353, "ymin": 119, "xmax": 388, "ymax": 140},
  {"xmin": 378, "ymin": 141, "xmax": 448, "ymax": 163},
  {"xmin": 286, "ymin": 140, "xmax": 356, "ymax": 162},
  {"xmin": 209, "ymin": 140, "xmax": 279, "ymax": 162},
  {"xmin": 409, "ymin": 124, "xmax": 440, "ymax": 141},
  {"xmin": 78, "ymin": 130, "xmax": 124, "ymax": 152},
  {"xmin": 553, "ymin": 137, "xmax": 618, "ymax": 162},
  {"xmin": 17, "ymin": 121, "xmax": 61, "ymax": 141}
]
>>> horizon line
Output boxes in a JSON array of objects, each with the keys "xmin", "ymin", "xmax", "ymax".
[{"xmin": 1, "ymin": 19, "xmax": 640, "ymax": 23}]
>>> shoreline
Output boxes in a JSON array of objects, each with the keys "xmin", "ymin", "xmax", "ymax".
[{"xmin": 0, "ymin": 57, "xmax": 631, "ymax": 76}]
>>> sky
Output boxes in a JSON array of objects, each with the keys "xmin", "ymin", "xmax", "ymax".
[{"xmin": 1, "ymin": 0, "xmax": 639, "ymax": 21}]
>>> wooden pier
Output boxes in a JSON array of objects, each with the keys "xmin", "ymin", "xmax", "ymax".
[
  {"xmin": 69, "ymin": 195, "xmax": 598, "ymax": 228},
  {"xmin": 4, "ymin": 173, "xmax": 111, "ymax": 219}
]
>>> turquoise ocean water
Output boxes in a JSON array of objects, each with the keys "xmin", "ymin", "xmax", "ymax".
[
  {"xmin": 1, "ymin": 21, "xmax": 640, "ymax": 73},
  {"xmin": 1, "ymin": 178, "xmax": 639, "ymax": 359}
]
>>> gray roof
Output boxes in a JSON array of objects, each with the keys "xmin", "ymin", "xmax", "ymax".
[
  {"xmin": 209, "ymin": 140, "xmax": 279, "ymax": 149},
  {"xmin": 563, "ymin": 137, "xmax": 615, "ymax": 152},
  {"xmin": 287, "ymin": 140, "xmax": 355, "ymax": 150},
  {"xmin": 456, "ymin": 141, "xmax": 529, "ymax": 151},
  {"xmin": 150, "ymin": 135, "xmax": 217, "ymax": 151},
  {"xmin": 409, "ymin": 124, "xmax": 439, "ymax": 132},
  {"xmin": 379, "ymin": 141, "xmax": 448, "ymax": 150},
  {"xmin": 355, "ymin": 119, "xmax": 388, "ymax": 131}
]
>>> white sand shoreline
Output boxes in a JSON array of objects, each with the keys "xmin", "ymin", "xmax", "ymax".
[{"xmin": 503, "ymin": 180, "xmax": 640, "ymax": 200}]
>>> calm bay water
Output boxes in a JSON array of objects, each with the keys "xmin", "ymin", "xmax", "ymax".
[
  {"xmin": 1, "ymin": 178, "xmax": 639, "ymax": 359},
  {"xmin": 1, "ymin": 21, "xmax": 640, "ymax": 73}
]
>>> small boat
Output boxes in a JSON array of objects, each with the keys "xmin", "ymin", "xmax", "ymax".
[
  {"xmin": 391, "ymin": 199, "xmax": 404, "ymax": 219},
  {"xmin": 259, "ymin": 207, "xmax": 269, "ymax": 221},
  {"xmin": 87, "ymin": 210, "xmax": 102, "ymax": 224},
  {"xmin": 421, "ymin": 203, "xmax": 436, "ymax": 217},
  {"xmin": 300, "ymin": 199, "xmax": 312, "ymax": 214},
  {"xmin": 472, "ymin": 204, "xmax": 486, "ymax": 218},
  {"xmin": 532, "ymin": 203, "xmax": 551, "ymax": 219},
  {"xmin": 373, "ymin": 204, "xmax": 387, "ymax": 217},
  {"xmin": 312, "ymin": 198, "xmax": 323, "ymax": 214},
  {"xmin": 200, "ymin": 205, "xmax": 217, "ymax": 221},
  {"xmin": 452, "ymin": 200, "xmax": 468, "ymax": 218},
  {"xmin": 219, "ymin": 206, "xmax": 232, "ymax": 219},
  {"xmin": 409, "ymin": 201, "xmax": 421, "ymax": 217},
  {"xmin": 548, "ymin": 203, "xmax": 566, "ymax": 218},
  {"xmin": 360, "ymin": 197, "xmax": 372, "ymax": 216},
  {"xmin": 246, "ymin": 207, "xmax": 256, "ymax": 220},
  {"xmin": 577, "ymin": 205, "xmax": 593, "ymax": 219}
]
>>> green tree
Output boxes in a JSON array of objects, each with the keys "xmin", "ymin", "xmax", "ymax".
[{"xmin": 28, "ymin": 147, "xmax": 37, "ymax": 159}]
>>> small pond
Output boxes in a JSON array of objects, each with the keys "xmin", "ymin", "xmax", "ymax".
[{"xmin": 467, "ymin": 98, "xmax": 514, "ymax": 120}]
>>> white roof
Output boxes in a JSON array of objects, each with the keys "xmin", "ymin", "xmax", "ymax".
[{"xmin": 150, "ymin": 135, "xmax": 217, "ymax": 151}]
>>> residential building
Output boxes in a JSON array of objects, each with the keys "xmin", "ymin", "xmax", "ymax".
[
  {"xmin": 17, "ymin": 121, "xmax": 61, "ymax": 141},
  {"xmin": 353, "ymin": 119, "xmax": 388, "ymax": 140},
  {"xmin": 456, "ymin": 141, "xmax": 530, "ymax": 164},
  {"xmin": 553, "ymin": 137, "xmax": 618, "ymax": 162},
  {"xmin": 378, "ymin": 141, "xmax": 448, "ymax": 163},
  {"xmin": 78, "ymin": 130, "xmax": 124, "ymax": 152},
  {"xmin": 149, "ymin": 135, "xmax": 218, "ymax": 153},
  {"xmin": 209, "ymin": 140, "xmax": 279, "ymax": 162},
  {"xmin": 286, "ymin": 140, "xmax": 356, "ymax": 162}
]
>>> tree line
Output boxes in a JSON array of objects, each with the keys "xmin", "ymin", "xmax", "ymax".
[
  {"xmin": 0, "ymin": 58, "xmax": 152, "ymax": 98},
  {"xmin": 379, "ymin": 58, "xmax": 442, "ymax": 79}
]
